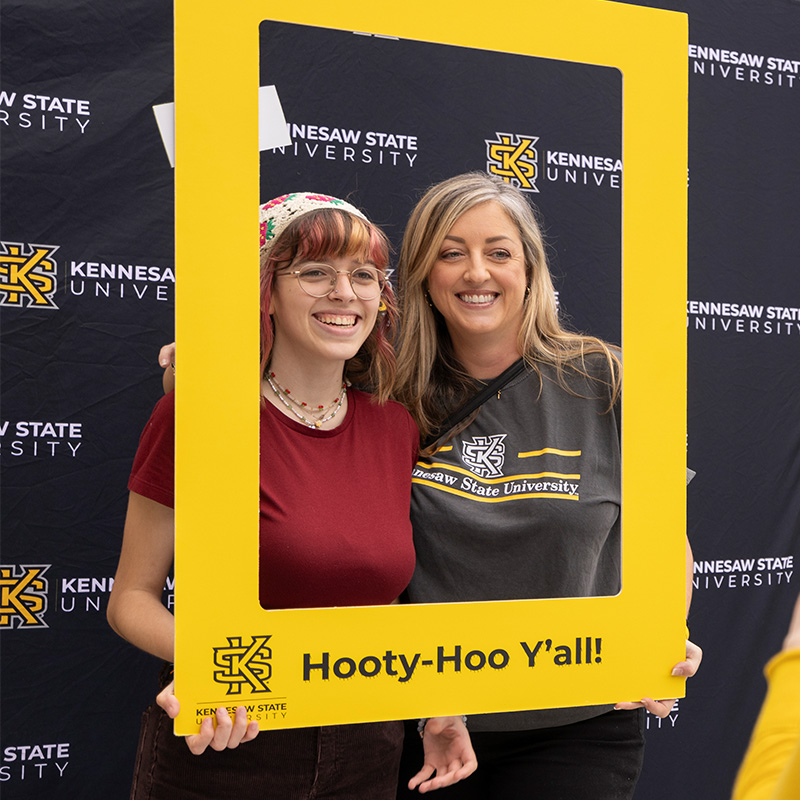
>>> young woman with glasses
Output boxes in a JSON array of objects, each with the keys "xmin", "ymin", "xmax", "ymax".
[{"xmin": 108, "ymin": 193, "xmax": 475, "ymax": 800}]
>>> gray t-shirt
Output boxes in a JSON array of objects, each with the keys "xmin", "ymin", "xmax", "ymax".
[{"xmin": 408, "ymin": 357, "xmax": 620, "ymax": 731}]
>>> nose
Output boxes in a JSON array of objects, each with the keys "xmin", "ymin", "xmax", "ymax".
[
  {"xmin": 463, "ymin": 254, "xmax": 491, "ymax": 284},
  {"xmin": 330, "ymin": 270, "xmax": 356, "ymax": 300}
]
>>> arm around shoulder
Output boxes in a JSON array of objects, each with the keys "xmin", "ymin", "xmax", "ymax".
[{"xmin": 159, "ymin": 342, "xmax": 176, "ymax": 394}]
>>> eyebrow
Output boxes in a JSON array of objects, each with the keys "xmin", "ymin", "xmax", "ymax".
[
  {"xmin": 305, "ymin": 258, "xmax": 378, "ymax": 267},
  {"xmin": 443, "ymin": 235, "xmax": 514, "ymax": 244}
]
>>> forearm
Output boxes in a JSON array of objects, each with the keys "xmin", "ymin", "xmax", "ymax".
[
  {"xmin": 108, "ymin": 587, "xmax": 175, "ymax": 662},
  {"xmin": 109, "ymin": 493, "xmax": 176, "ymax": 661}
]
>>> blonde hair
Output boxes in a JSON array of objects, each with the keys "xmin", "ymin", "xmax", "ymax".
[{"xmin": 393, "ymin": 172, "xmax": 621, "ymax": 442}]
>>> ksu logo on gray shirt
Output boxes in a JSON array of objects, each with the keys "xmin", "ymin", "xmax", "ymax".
[{"xmin": 461, "ymin": 434, "xmax": 507, "ymax": 478}]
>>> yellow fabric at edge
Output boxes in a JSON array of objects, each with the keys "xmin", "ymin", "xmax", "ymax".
[{"xmin": 732, "ymin": 649, "xmax": 800, "ymax": 800}]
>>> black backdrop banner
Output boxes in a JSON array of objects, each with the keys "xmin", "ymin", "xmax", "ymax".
[
  {"xmin": 1, "ymin": 2, "xmax": 798, "ymax": 798},
  {"xmin": 258, "ymin": 20, "xmax": 622, "ymax": 343}
]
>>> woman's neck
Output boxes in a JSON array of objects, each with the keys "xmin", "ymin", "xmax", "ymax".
[
  {"xmin": 449, "ymin": 336, "xmax": 522, "ymax": 381},
  {"xmin": 266, "ymin": 357, "xmax": 346, "ymax": 399}
]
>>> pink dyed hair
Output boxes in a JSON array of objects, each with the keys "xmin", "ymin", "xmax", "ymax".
[{"xmin": 259, "ymin": 207, "xmax": 398, "ymax": 402}]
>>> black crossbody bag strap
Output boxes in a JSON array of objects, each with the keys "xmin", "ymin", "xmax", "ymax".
[{"xmin": 421, "ymin": 358, "xmax": 526, "ymax": 451}]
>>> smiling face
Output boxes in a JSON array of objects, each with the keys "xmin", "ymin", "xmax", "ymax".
[
  {"xmin": 269, "ymin": 255, "xmax": 380, "ymax": 369},
  {"xmin": 427, "ymin": 201, "xmax": 528, "ymax": 367}
]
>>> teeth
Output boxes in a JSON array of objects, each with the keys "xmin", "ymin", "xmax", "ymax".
[
  {"xmin": 458, "ymin": 293, "xmax": 496, "ymax": 304},
  {"xmin": 316, "ymin": 313, "xmax": 357, "ymax": 327}
]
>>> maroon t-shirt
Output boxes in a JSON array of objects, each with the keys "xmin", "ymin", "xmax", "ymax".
[{"xmin": 128, "ymin": 390, "xmax": 418, "ymax": 609}]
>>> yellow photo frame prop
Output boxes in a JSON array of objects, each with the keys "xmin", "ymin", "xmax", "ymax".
[{"xmin": 173, "ymin": 0, "xmax": 688, "ymax": 733}]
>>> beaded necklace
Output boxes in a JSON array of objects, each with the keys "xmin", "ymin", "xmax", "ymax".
[{"xmin": 265, "ymin": 372, "xmax": 347, "ymax": 429}]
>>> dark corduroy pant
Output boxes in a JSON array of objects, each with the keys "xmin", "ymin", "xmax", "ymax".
[{"xmin": 130, "ymin": 702, "xmax": 403, "ymax": 800}]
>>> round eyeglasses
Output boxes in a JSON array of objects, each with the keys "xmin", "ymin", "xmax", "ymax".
[{"xmin": 278, "ymin": 263, "xmax": 386, "ymax": 300}]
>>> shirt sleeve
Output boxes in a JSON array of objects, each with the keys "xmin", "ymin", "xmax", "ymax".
[
  {"xmin": 732, "ymin": 648, "xmax": 800, "ymax": 800},
  {"xmin": 128, "ymin": 392, "xmax": 175, "ymax": 508}
]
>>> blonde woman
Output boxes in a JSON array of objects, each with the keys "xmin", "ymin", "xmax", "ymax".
[{"xmin": 393, "ymin": 172, "xmax": 700, "ymax": 799}]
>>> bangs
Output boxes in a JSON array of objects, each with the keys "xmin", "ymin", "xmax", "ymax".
[{"xmin": 274, "ymin": 208, "xmax": 389, "ymax": 270}]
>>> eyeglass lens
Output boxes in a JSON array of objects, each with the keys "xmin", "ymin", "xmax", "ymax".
[{"xmin": 296, "ymin": 264, "xmax": 384, "ymax": 299}]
